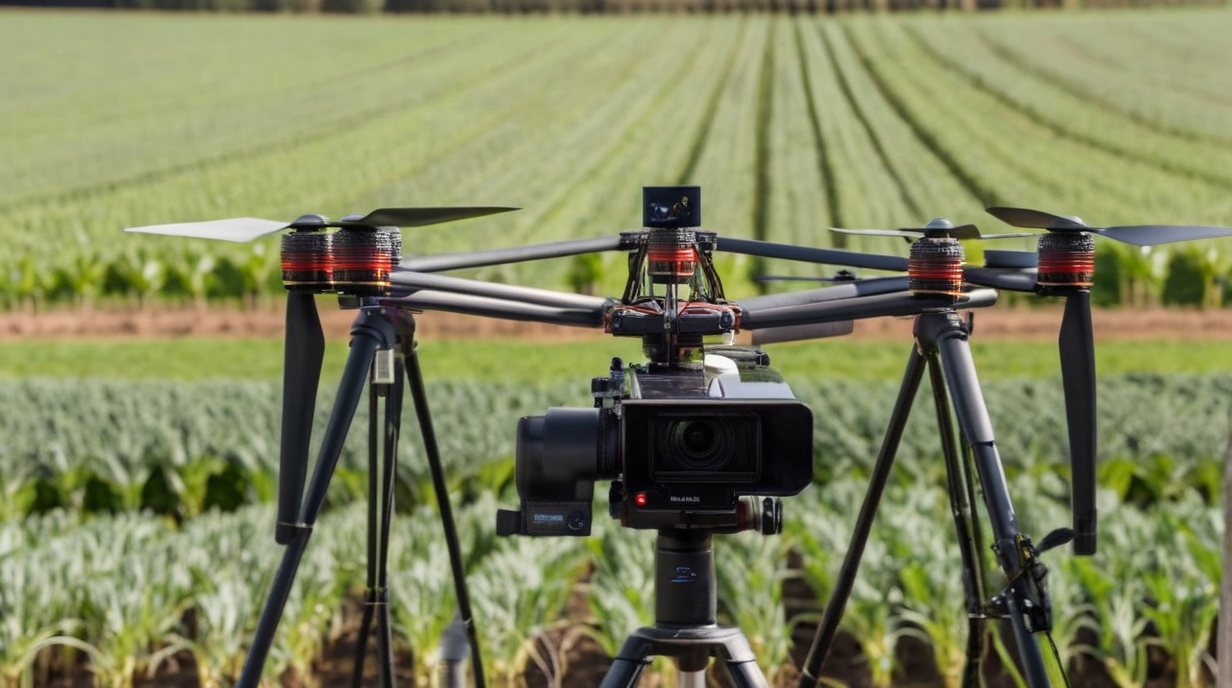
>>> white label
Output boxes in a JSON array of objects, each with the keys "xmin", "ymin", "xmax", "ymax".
[{"xmin": 372, "ymin": 348, "xmax": 395, "ymax": 385}]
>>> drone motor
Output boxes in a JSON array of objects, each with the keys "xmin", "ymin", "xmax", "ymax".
[
  {"xmin": 908, "ymin": 236, "xmax": 965, "ymax": 296},
  {"xmin": 280, "ymin": 230, "xmax": 333, "ymax": 292},
  {"xmin": 331, "ymin": 226, "xmax": 399, "ymax": 296},
  {"xmin": 1036, "ymin": 231, "xmax": 1096, "ymax": 291},
  {"xmin": 279, "ymin": 219, "xmax": 403, "ymax": 296}
]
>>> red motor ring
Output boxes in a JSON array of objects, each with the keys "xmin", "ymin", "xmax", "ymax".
[
  {"xmin": 1036, "ymin": 232, "xmax": 1095, "ymax": 289},
  {"xmin": 281, "ymin": 231, "xmax": 332, "ymax": 293},
  {"xmin": 331, "ymin": 228, "xmax": 395, "ymax": 296},
  {"xmin": 647, "ymin": 227, "xmax": 698, "ymax": 283},
  {"xmin": 908, "ymin": 237, "xmax": 965, "ymax": 296},
  {"xmin": 648, "ymin": 246, "xmax": 697, "ymax": 280}
]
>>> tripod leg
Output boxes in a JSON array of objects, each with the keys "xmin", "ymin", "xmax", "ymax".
[
  {"xmin": 797, "ymin": 346, "xmax": 927, "ymax": 688},
  {"xmin": 598, "ymin": 635, "xmax": 654, "ymax": 688},
  {"xmin": 374, "ymin": 360, "xmax": 404, "ymax": 688},
  {"xmin": 238, "ymin": 326, "xmax": 388, "ymax": 688},
  {"xmin": 927, "ymin": 357, "xmax": 987, "ymax": 688},
  {"xmin": 724, "ymin": 661, "xmax": 771, "ymax": 688},
  {"xmin": 405, "ymin": 347, "xmax": 486, "ymax": 688},
  {"xmin": 351, "ymin": 381, "xmax": 382, "ymax": 688},
  {"xmin": 930, "ymin": 325, "xmax": 1052, "ymax": 688}
]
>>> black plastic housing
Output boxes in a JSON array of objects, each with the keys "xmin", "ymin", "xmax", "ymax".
[{"xmin": 621, "ymin": 399, "xmax": 814, "ymax": 509}]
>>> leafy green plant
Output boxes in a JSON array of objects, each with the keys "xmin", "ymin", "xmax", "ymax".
[
  {"xmin": 716, "ymin": 531, "xmax": 793, "ymax": 682},
  {"xmin": 469, "ymin": 537, "xmax": 587, "ymax": 687}
]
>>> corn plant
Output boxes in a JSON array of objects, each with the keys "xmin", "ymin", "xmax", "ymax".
[
  {"xmin": 585, "ymin": 524, "xmax": 657, "ymax": 659},
  {"xmin": 0, "ymin": 534, "xmax": 100, "ymax": 688},
  {"xmin": 468, "ymin": 536, "xmax": 588, "ymax": 687},
  {"xmin": 389, "ymin": 539, "xmax": 460, "ymax": 685},
  {"xmin": 787, "ymin": 478, "xmax": 908, "ymax": 687},
  {"xmin": 715, "ymin": 530, "xmax": 793, "ymax": 683},
  {"xmin": 1137, "ymin": 498, "xmax": 1221, "ymax": 688},
  {"xmin": 82, "ymin": 540, "xmax": 194, "ymax": 688},
  {"xmin": 174, "ymin": 506, "xmax": 279, "ymax": 688},
  {"xmin": 886, "ymin": 488, "xmax": 967, "ymax": 688},
  {"xmin": 1065, "ymin": 559, "xmax": 1151, "ymax": 688}
]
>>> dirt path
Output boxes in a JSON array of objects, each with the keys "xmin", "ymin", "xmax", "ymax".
[{"xmin": 1, "ymin": 302, "xmax": 1229, "ymax": 342}]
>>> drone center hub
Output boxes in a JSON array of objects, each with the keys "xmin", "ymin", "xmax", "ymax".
[
  {"xmin": 1036, "ymin": 232, "xmax": 1095, "ymax": 290},
  {"xmin": 908, "ymin": 237, "xmax": 965, "ymax": 296}
]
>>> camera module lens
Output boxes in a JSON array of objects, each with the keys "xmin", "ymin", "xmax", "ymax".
[
  {"xmin": 679, "ymin": 420, "xmax": 720, "ymax": 459},
  {"xmin": 669, "ymin": 419, "xmax": 730, "ymax": 470}
]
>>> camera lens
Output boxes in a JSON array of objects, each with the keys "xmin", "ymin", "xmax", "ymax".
[
  {"xmin": 678, "ymin": 421, "xmax": 720, "ymax": 461},
  {"xmin": 668, "ymin": 419, "xmax": 732, "ymax": 471}
]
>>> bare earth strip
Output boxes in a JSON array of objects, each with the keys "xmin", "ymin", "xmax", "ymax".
[{"xmin": 1, "ymin": 303, "xmax": 1229, "ymax": 342}]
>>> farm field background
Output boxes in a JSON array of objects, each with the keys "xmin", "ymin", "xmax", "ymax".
[
  {"xmin": 4, "ymin": 8, "xmax": 1232, "ymax": 302},
  {"xmin": 2, "ymin": 6, "xmax": 1232, "ymax": 688}
]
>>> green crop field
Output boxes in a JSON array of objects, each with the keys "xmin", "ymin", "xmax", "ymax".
[
  {"xmin": 4, "ymin": 335, "xmax": 1232, "ymax": 381},
  {"xmin": 3, "ymin": 9, "xmax": 1232, "ymax": 304},
  {"xmin": 4, "ymin": 7, "xmax": 1232, "ymax": 688}
]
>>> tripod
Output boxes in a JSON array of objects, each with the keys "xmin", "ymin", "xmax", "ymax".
[
  {"xmin": 796, "ymin": 308, "xmax": 1061, "ymax": 688},
  {"xmin": 600, "ymin": 529, "xmax": 770, "ymax": 688},
  {"xmin": 236, "ymin": 300, "xmax": 484, "ymax": 688}
]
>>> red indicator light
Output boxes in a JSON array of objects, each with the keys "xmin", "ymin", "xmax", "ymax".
[{"xmin": 635, "ymin": 493, "xmax": 648, "ymax": 507}]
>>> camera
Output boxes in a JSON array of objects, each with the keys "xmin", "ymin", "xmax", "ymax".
[{"xmin": 496, "ymin": 349, "xmax": 814, "ymax": 537}]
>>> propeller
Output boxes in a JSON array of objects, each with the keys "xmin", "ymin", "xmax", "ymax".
[
  {"xmin": 755, "ymin": 270, "xmax": 861, "ymax": 284},
  {"xmin": 831, "ymin": 218, "xmax": 1031, "ymax": 241},
  {"xmin": 124, "ymin": 207, "xmax": 519, "ymax": 242},
  {"xmin": 986, "ymin": 206, "xmax": 1232, "ymax": 246},
  {"xmin": 275, "ymin": 292, "xmax": 326, "ymax": 545}
]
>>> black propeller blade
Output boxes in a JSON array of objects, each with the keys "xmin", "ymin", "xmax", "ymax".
[
  {"xmin": 1059, "ymin": 290, "xmax": 1097, "ymax": 555},
  {"xmin": 275, "ymin": 292, "xmax": 326, "ymax": 545},
  {"xmin": 353, "ymin": 206, "xmax": 518, "ymax": 228},
  {"xmin": 831, "ymin": 218, "xmax": 1031, "ymax": 241},
  {"xmin": 986, "ymin": 206, "xmax": 1232, "ymax": 246}
]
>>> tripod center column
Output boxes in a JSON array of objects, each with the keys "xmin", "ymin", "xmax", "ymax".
[{"xmin": 654, "ymin": 530, "xmax": 717, "ymax": 627}]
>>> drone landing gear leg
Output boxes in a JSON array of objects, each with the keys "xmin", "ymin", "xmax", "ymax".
[
  {"xmin": 798, "ymin": 311, "xmax": 1058, "ymax": 688},
  {"xmin": 238, "ymin": 307, "xmax": 397, "ymax": 688},
  {"xmin": 927, "ymin": 356, "xmax": 988, "ymax": 688},
  {"xmin": 600, "ymin": 531, "xmax": 769, "ymax": 688},
  {"xmin": 920, "ymin": 311, "xmax": 1053, "ymax": 688}
]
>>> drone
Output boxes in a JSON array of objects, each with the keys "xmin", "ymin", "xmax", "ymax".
[{"xmin": 127, "ymin": 186, "xmax": 1232, "ymax": 688}]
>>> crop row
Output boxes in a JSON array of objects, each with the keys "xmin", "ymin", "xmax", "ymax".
[
  {"xmin": 5, "ymin": 11, "xmax": 1232, "ymax": 302},
  {"xmin": 0, "ymin": 372, "xmax": 1228, "ymax": 521},
  {"xmin": 1, "ymin": 473, "xmax": 1221, "ymax": 687}
]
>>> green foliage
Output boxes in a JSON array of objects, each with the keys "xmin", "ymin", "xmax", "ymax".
[
  {"xmin": 1091, "ymin": 244, "xmax": 1124, "ymax": 307},
  {"xmin": 1161, "ymin": 247, "xmax": 1217, "ymax": 307}
]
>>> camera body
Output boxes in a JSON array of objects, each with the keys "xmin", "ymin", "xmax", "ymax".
[{"xmin": 496, "ymin": 349, "xmax": 814, "ymax": 537}]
